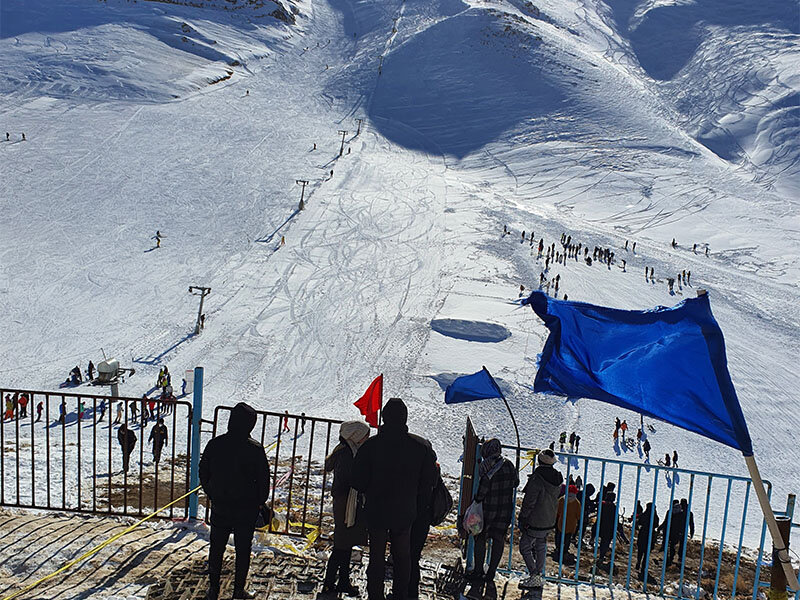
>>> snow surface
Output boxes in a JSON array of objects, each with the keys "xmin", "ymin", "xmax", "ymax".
[{"xmin": 1, "ymin": 0, "xmax": 799, "ymax": 551}]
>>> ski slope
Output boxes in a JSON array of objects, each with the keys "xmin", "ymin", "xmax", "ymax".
[{"xmin": 1, "ymin": 0, "xmax": 799, "ymax": 543}]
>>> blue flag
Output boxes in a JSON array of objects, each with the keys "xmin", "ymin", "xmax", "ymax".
[
  {"xmin": 445, "ymin": 367, "xmax": 505, "ymax": 404},
  {"xmin": 524, "ymin": 291, "xmax": 753, "ymax": 456}
]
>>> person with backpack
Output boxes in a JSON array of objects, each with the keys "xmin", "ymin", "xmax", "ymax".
[
  {"xmin": 149, "ymin": 418, "xmax": 168, "ymax": 464},
  {"xmin": 465, "ymin": 439, "xmax": 518, "ymax": 599},
  {"xmin": 200, "ymin": 402, "xmax": 270, "ymax": 600},
  {"xmin": 352, "ymin": 399, "xmax": 436, "ymax": 600},
  {"xmin": 320, "ymin": 421, "xmax": 371, "ymax": 597},
  {"xmin": 518, "ymin": 448, "xmax": 562, "ymax": 589},
  {"xmin": 408, "ymin": 433, "xmax": 447, "ymax": 599}
]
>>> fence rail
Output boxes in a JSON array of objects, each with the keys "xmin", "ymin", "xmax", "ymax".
[
  {"xmin": 0, "ymin": 387, "xmax": 193, "ymax": 519},
  {"xmin": 459, "ymin": 421, "xmax": 798, "ymax": 600}
]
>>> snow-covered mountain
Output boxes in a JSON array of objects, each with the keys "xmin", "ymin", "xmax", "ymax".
[{"xmin": 1, "ymin": 0, "xmax": 798, "ymax": 532}]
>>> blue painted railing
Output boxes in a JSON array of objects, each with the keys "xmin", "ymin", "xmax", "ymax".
[{"xmin": 462, "ymin": 439, "xmax": 794, "ymax": 600}]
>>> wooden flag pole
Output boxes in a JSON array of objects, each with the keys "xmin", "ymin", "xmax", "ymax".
[
  {"xmin": 483, "ymin": 366, "xmax": 521, "ymax": 470},
  {"xmin": 745, "ymin": 454, "xmax": 799, "ymax": 591}
]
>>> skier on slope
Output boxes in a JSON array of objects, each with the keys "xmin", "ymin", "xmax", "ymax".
[
  {"xmin": 559, "ymin": 431, "xmax": 567, "ymax": 451},
  {"xmin": 153, "ymin": 230, "xmax": 162, "ymax": 248},
  {"xmin": 672, "ymin": 450, "xmax": 678, "ymax": 468},
  {"xmin": 36, "ymin": 401, "xmax": 43, "ymax": 422},
  {"xmin": 643, "ymin": 438, "xmax": 651, "ymax": 460}
]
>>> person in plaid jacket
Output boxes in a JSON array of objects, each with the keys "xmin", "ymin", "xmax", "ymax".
[{"xmin": 470, "ymin": 439, "xmax": 519, "ymax": 600}]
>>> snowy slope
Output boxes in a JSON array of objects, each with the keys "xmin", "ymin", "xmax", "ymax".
[{"xmin": 1, "ymin": 0, "xmax": 799, "ymax": 547}]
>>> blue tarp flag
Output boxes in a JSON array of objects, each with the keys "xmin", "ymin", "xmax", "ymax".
[
  {"xmin": 445, "ymin": 367, "xmax": 505, "ymax": 404},
  {"xmin": 523, "ymin": 291, "xmax": 753, "ymax": 456}
]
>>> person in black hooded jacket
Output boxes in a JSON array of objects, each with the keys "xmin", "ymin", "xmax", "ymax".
[
  {"xmin": 117, "ymin": 424, "xmax": 137, "ymax": 473},
  {"xmin": 200, "ymin": 402, "xmax": 270, "ymax": 600},
  {"xmin": 352, "ymin": 398, "xmax": 436, "ymax": 600}
]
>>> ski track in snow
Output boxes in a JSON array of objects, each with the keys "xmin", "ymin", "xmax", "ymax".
[{"xmin": 0, "ymin": 0, "xmax": 799, "ymax": 554}]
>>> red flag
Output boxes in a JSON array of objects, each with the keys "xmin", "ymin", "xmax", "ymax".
[{"xmin": 354, "ymin": 374, "xmax": 383, "ymax": 428}]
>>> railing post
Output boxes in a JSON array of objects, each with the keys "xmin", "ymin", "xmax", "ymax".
[
  {"xmin": 188, "ymin": 366, "xmax": 203, "ymax": 519},
  {"xmin": 769, "ymin": 515, "xmax": 792, "ymax": 600}
]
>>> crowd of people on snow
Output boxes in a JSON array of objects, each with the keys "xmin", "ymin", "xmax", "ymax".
[
  {"xmin": 3, "ymin": 363, "xmax": 191, "ymax": 475},
  {"xmin": 503, "ymin": 225, "xmax": 712, "ymax": 301}
]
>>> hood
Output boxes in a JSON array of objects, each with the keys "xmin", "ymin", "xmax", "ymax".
[
  {"xmin": 380, "ymin": 398, "xmax": 408, "ymax": 435},
  {"xmin": 532, "ymin": 464, "xmax": 563, "ymax": 487},
  {"xmin": 228, "ymin": 402, "xmax": 257, "ymax": 437},
  {"xmin": 382, "ymin": 397, "xmax": 408, "ymax": 427}
]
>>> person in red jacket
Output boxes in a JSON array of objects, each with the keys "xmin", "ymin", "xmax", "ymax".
[{"xmin": 18, "ymin": 394, "xmax": 29, "ymax": 418}]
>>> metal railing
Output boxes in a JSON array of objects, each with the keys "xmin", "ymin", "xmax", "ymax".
[
  {"xmin": 207, "ymin": 405, "xmax": 344, "ymax": 538},
  {"xmin": 0, "ymin": 387, "xmax": 193, "ymax": 519},
  {"xmin": 459, "ymin": 423, "xmax": 795, "ymax": 600}
]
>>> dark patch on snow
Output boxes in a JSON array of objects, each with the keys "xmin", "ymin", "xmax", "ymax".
[{"xmin": 430, "ymin": 318, "xmax": 511, "ymax": 342}]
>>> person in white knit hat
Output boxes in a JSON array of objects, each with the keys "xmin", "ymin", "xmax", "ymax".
[
  {"xmin": 518, "ymin": 448, "xmax": 563, "ymax": 589},
  {"xmin": 320, "ymin": 420, "xmax": 371, "ymax": 597}
]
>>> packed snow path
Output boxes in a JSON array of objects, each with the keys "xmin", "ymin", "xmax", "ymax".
[{"xmin": 1, "ymin": 0, "xmax": 799, "ymax": 535}]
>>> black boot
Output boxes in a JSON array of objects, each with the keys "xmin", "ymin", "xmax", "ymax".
[
  {"xmin": 205, "ymin": 586, "xmax": 220, "ymax": 600},
  {"xmin": 336, "ymin": 553, "xmax": 359, "ymax": 597}
]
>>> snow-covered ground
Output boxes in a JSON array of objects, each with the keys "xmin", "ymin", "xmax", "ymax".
[{"xmin": 1, "ymin": 0, "xmax": 799, "ymax": 551}]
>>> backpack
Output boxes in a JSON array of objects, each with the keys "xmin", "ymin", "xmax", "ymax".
[{"xmin": 430, "ymin": 473, "xmax": 454, "ymax": 526}]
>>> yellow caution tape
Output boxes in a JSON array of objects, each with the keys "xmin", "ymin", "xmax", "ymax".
[
  {"xmin": 519, "ymin": 449, "xmax": 539, "ymax": 472},
  {"xmin": 303, "ymin": 527, "xmax": 320, "ymax": 550},
  {"xmin": 1, "ymin": 485, "xmax": 203, "ymax": 600}
]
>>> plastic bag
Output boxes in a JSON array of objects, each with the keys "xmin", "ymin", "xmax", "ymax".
[{"xmin": 463, "ymin": 500, "xmax": 484, "ymax": 536}]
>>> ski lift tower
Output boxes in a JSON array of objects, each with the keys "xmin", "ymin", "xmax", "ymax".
[{"xmin": 189, "ymin": 286, "xmax": 211, "ymax": 335}]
